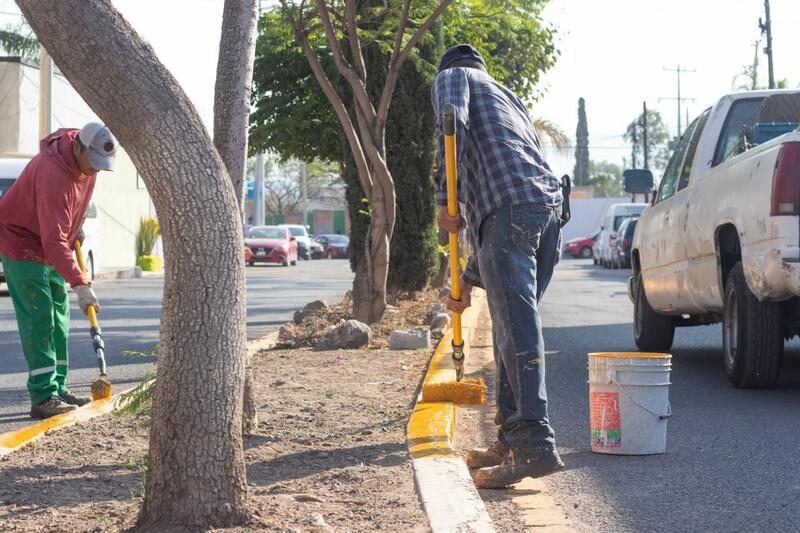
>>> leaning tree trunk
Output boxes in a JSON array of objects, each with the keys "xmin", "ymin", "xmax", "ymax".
[
  {"xmin": 16, "ymin": 1, "xmax": 249, "ymax": 529},
  {"xmin": 213, "ymin": 0, "xmax": 259, "ymax": 435}
]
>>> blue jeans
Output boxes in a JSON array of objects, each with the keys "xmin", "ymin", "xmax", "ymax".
[{"xmin": 476, "ymin": 203, "xmax": 561, "ymax": 452}]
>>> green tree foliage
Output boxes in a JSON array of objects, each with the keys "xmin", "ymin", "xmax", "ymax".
[
  {"xmin": 573, "ymin": 97, "xmax": 589, "ymax": 185},
  {"xmin": 588, "ymin": 160, "xmax": 623, "ymax": 198},
  {"xmin": 443, "ymin": 0, "xmax": 558, "ymax": 102},
  {"xmin": 624, "ymin": 109, "xmax": 670, "ymax": 172},
  {"xmin": 0, "ymin": 23, "xmax": 38, "ymax": 59}
]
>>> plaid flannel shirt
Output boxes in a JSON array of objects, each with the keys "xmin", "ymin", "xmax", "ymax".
[{"xmin": 432, "ymin": 67, "xmax": 562, "ymax": 289}]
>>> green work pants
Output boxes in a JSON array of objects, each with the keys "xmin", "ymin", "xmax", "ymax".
[{"xmin": 1, "ymin": 256, "xmax": 70, "ymax": 405}]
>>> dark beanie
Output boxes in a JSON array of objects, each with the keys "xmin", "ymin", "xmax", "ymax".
[{"xmin": 438, "ymin": 44, "xmax": 487, "ymax": 73}]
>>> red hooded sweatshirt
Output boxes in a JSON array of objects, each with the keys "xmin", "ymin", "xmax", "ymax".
[{"xmin": 0, "ymin": 128, "xmax": 96, "ymax": 287}]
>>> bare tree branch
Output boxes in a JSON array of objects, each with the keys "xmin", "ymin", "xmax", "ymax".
[
  {"xmin": 344, "ymin": 0, "xmax": 367, "ymax": 82},
  {"xmin": 312, "ymin": 0, "xmax": 374, "ymax": 124},
  {"xmin": 279, "ymin": 0, "xmax": 373, "ymax": 197},
  {"xmin": 376, "ymin": 0, "xmax": 454, "ymax": 126}
]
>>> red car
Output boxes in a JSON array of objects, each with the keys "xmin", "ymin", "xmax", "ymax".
[
  {"xmin": 245, "ymin": 226, "xmax": 298, "ymax": 267},
  {"xmin": 563, "ymin": 230, "xmax": 599, "ymax": 259}
]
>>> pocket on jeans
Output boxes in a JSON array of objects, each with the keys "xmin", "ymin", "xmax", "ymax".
[{"xmin": 510, "ymin": 207, "xmax": 548, "ymax": 256}]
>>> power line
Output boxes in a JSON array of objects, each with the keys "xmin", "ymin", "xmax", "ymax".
[{"xmin": 660, "ymin": 65, "xmax": 695, "ymax": 137}]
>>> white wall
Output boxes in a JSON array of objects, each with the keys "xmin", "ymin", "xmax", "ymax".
[{"xmin": 2, "ymin": 58, "xmax": 157, "ymax": 270}]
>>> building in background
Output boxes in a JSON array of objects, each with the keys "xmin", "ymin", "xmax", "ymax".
[{"xmin": 0, "ymin": 56, "xmax": 157, "ymax": 272}]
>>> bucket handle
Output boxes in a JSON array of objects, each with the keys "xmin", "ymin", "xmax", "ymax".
[{"xmin": 611, "ymin": 371, "xmax": 671, "ymax": 420}]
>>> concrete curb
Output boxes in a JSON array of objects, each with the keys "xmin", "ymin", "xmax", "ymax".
[
  {"xmin": 407, "ymin": 290, "xmax": 496, "ymax": 532},
  {"xmin": 0, "ymin": 330, "xmax": 279, "ymax": 458}
]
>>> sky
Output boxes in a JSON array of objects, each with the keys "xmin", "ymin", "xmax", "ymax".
[{"xmin": 1, "ymin": 0, "xmax": 799, "ymax": 177}]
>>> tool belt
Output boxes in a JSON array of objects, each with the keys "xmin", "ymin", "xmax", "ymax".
[{"xmin": 560, "ymin": 174, "xmax": 572, "ymax": 228}]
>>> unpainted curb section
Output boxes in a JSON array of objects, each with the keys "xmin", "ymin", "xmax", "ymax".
[
  {"xmin": 0, "ymin": 331, "xmax": 280, "ymax": 458},
  {"xmin": 407, "ymin": 291, "xmax": 496, "ymax": 532}
]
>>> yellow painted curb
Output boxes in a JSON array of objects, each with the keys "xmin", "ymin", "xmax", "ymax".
[
  {"xmin": 408, "ymin": 294, "xmax": 479, "ymax": 459},
  {"xmin": 0, "ymin": 331, "xmax": 281, "ymax": 458},
  {"xmin": 407, "ymin": 291, "xmax": 495, "ymax": 532},
  {"xmin": 0, "ymin": 395, "xmax": 121, "ymax": 457}
]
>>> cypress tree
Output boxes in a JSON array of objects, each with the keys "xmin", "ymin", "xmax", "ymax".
[{"xmin": 574, "ymin": 97, "xmax": 589, "ymax": 186}]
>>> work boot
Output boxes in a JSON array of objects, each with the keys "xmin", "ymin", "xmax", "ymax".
[
  {"xmin": 465, "ymin": 440, "xmax": 510, "ymax": 468},
  {"xmin": 473, "ymin": 447, "xmax": 564, "ymax": 489},
  {"xmin": 30, "ymin": 396, "xmax": 77, "ymax": 419},
  {"xmin": 60, "ymin": 390, "xmax": 92, "ymax": 407}
]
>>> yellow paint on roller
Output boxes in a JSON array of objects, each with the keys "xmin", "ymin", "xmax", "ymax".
[
  {"xmin": 0, "ymin": 396, "xmax": 119, "ymax": 457},
  {"xmin": 420, "ymin": 319, "xmax": 486, "ymax": 405}
]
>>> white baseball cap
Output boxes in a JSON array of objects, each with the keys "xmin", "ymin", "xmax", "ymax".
[{"xmin": 78, "ymin": 122, "xmax": 117, "ymax": 172}]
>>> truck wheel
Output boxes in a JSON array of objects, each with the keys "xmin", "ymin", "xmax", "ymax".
[
  {"xmin": 722, "ymin": 263, "xmax": 783, "ymax": 388},
  {"xmin": 581, "ymin": 247, "xmax": 592, "ymax": 259},
  {"xmin": 634, "ymin": 273, "xmax": 675, "ymax": 352}
]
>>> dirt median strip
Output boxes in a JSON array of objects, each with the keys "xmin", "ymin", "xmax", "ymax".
[{"xmin": 407, "ymin": 290, "xmax": 497, "ymax": 532}]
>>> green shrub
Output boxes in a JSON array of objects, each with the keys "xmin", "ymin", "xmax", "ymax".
[{"xmin": 135, "ymin": 217, "xmax": 160, "ymax": 259}]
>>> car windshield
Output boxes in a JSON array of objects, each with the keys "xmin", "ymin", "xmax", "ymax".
[
  {"xmin": 613, "ymin": 215, "xmax": 635, "ymax": 231},
  {"xmin": 324, "ymin": 235, "xmax": 349, "ymax": 244},
  {"xmin": 247, "ymin": 227, "xmax": 285, "ymax": 239},
  {"xmin": 287, "ymin": 227, "xmax": 306, "ymax": 237}
]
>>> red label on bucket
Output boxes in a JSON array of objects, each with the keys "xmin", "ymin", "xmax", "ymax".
[{"xmin": 591, "ymin": 392, "xmax": 621, "ymax": 448}]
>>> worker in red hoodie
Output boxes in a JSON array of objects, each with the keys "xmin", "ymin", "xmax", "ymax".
[{"xmin": 0, "ymin": 123, "xmax": 116, "ymax": 419}]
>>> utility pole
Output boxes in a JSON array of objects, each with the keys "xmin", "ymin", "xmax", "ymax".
[
  {"xmin": 301, "ymin": 161, "xmax": 309, "ymax": 230},
  {"xmin": 630, "ymin": 122, "xmax": 638, "ymax": 169},
  {"xmin": 759, "ymin": 0, "xmax": 775, "ymax": 89},
  {"xmin": 38, "ymin": 46, "xmax": 52, "ymax": 139},
  {"xmin": 253, "ymin": 153, "xmax": 265, "ymax": 226},
  {"xmin": 660, "ymin": 65, "xmax": 696, "ymax": 137},
  {"xmin": 641, "ymin": 101, "xmax": 649, "ymax": 170}
]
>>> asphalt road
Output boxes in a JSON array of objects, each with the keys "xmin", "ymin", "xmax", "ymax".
[
  {"xmin": 0, "ymin": 259, "xmax": 353, "ymax": 434},
  {"xmin": 541, "ymin": 259, "xmax": 800, "ymax": 533}
]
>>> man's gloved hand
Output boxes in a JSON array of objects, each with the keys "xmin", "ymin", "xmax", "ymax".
[
  {"xmin": 74, "ymin": 284, "xmax": 100, "ymax": 315},
  {"xmin": 438, "ymin": 206, "xmax": 466, "ymax": 234}
]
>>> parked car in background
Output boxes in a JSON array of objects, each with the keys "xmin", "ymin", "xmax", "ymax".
[
  {"xmin": 283, "ymin": 224, "xmax": 313, "ymax": 260},
  {"xmin": 597, "ymin": 203, "xmax": 647, "ymax": 267},
  {"xmin": 0, "ymin": 157, "xmax": 100, "ymax": 282},
  {"xmin": 308, "ymin": 237, "xmax": 324, "ymax": 259},
  {"xmin": 564, "ymin": 230, "xmax": 600, "ymax": 259},
  {"xmin": 630, "ymin": 89, "xmax": 800, "ymax": 388},
  {"xmin": 610, "ymin": 217, "xmax": 637, "ymax": 270},
  {"xmin": 245, "ymin": 225, "xmax": 298, "ymax": 267},
  {"xmin": 315, "ymin": 234, "xmax": 349, "ymax": 259}
]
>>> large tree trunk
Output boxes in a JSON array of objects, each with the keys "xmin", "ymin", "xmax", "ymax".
[
  {"xmin": 213, "ymin": 0, "xmax": 259, "ymax": 435},
  {"xmin": 16, "ymin": 1, "xmax": 250, "ymax": 529}
]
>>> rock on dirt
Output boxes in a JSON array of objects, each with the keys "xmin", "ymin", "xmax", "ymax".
[
  {"xmin": 279, "ymin": 322, "xmax": 297, "ymax": 341},
  {"xmin": 304, "ymin": 299, "xmax": 329, "ymax": 312},
  {"xmin": 429, "ymin": 312, "xmax": 451, "ymax": 337},
  {"xmin": 315, "ymin": 320, "xmax": 372, "ymax": 350},
  {"xmin": 389, "ymin": 328, "xmax": 432, "ymax": 350}
]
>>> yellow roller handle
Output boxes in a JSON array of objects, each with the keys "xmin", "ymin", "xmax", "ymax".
[
  {"xmin": 443, "ymin": 104, "xmax": 462, "ymax": 348},
  {"xmin": 74, "ymin": 240, "xmax": 99, "ymax": 328}
]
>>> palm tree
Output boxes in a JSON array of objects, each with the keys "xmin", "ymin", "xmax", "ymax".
[{"xmin": 533, "ymin": 118, "xmax": 570, "ymax": 155}]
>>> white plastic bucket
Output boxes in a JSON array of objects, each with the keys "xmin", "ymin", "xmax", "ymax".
[{"xmin": 588, "ymin": 352, "xmax": 672, "ymax": 455}]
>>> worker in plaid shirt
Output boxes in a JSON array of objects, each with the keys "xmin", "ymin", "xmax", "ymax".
[{"xmin": 432, "ymin": 44, "xmax": 565, "ymax": 488}]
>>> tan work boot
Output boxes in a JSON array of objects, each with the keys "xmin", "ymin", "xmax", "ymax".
[
  {"xmin": 473, "ymin": 447, "xmax": 564, "ymax": 489},
  {"xmin": 465, "ymin": 440, "xmax": 510, "ymax": 469},
  {"xmin": 30, "ymin": 396, "xmax": 77, "ymax": 419}
]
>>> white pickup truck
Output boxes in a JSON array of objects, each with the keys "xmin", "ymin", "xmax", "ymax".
[{"xmin": 630, "ymin": 89, "xmax": 800, "ymax": 388}]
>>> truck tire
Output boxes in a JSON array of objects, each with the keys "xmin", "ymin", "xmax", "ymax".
[
  {"xmin": 722, "ymin": 263, "xmax": 783, "ymax": 388},
  {"xmin": 634, "ymin": 273, "xmax": 675, "ymax": 352},
  {"xmin": 581, "ymin": 247, "xmax": 592, "ymax": 259}
]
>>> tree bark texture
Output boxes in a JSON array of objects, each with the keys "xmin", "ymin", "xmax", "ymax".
[
  {"xmin": 281, "ymin": 0, "xmax": 452, "ymax": 323},
  {"xmin": 213, "ymin": 0, "xmax": 259, "ymax": 435},
  {"xmin": 16, "ymin": 1, "xmax": 250, "ymax": 529}
]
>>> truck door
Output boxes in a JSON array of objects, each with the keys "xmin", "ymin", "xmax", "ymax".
[{"xmin": 639, "ymin": 121, "xmax": 698, "ymax": 313}]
